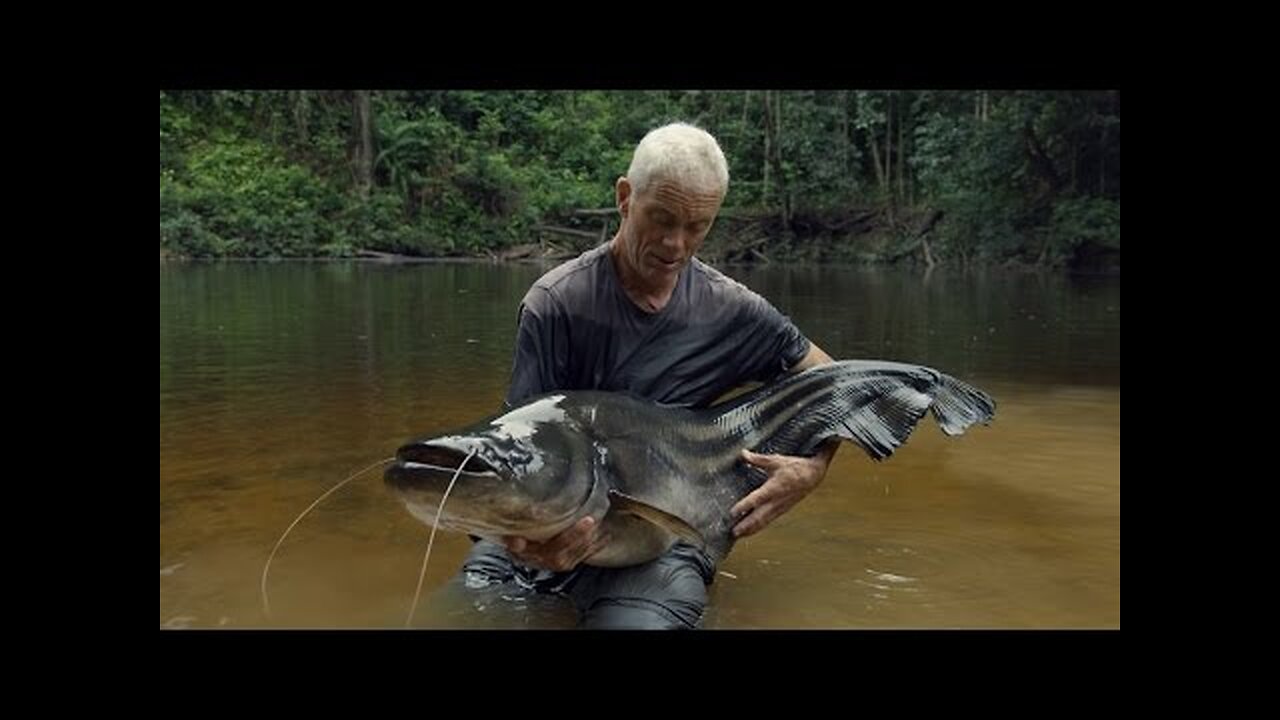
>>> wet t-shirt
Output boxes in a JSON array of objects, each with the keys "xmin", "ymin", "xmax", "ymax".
[{"xmin": 505, "ymin": 243, "xmax": 811, "ymax": 409}]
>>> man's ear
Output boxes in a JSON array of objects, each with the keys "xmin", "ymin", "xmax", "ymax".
[{"xmin": 616, "ymin": 176, "xmax": 632, "ymax": 219}]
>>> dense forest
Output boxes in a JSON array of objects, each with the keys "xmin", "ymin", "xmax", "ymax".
[{"xmin": 159, "ymin": 90, "xmax": 1119, "ymax": 270}]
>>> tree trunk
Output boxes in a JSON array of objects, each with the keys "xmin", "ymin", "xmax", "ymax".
[
  {"xmin": 1071, "ymin": 138, "xmax": 1078, "ymax": 193},
  {"xmin": 885, "ymin": 93, "xmax": 893, "ymax": 193},
  {"xmin": 1036, "ymin": 236, "xmax": 1051, "ymax": 266},
  {"xmin": 839, "ymin": 90, "xmax": 850, "ymax": 187},
  {"xmin": 762, "ymin": 90, "xmax": 790, "ymax": 227},
  {"xmin": 885, "ymin": 93, "xmax": 894, "ymax": 224},
  {"xmin": 292, "ymin": 90, "xmax": 309, "ymax": 144},
  {"xmin": 897, "ymin": 93, "xmax": 906, "ymax": 206},
  {"xmin": 867, "ymin": 124, "xmax": 886, "ymax": 190},
  {"xmin": 1099, "ymin": 123, "xmax": 1109, "ymax": 195},
  {"xmin": 775, "ymin": 91, "xmax": 790, "ymax": 227},
  {"xmin": 1023, "ymin": 120, "xmax": 1065, "ymax": 194},
  {"xmin": 762, "ymin": 90, "xmax": 772, "ymax": 206},
  {"xmin": 351, "ymin": 90, "xmax": 375, "ymax": 199}
]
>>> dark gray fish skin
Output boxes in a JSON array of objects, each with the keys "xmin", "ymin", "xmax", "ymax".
[{"xmin": 384, "ymin": 360, "xmax": 996, "ymax": 567}]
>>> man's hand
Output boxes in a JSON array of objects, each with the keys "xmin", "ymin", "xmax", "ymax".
[
  {"xmin": 731, "ymin": 444, "xmax": 836, "ymax": 538},
  {"xmin": 502, "ymin": 516, "xmax": 610, "ymax": 572}
]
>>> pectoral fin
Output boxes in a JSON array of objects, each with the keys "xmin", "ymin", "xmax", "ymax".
[{"xmin": 607, "ymin": 489, "xmax": 706, "ymax": 552}]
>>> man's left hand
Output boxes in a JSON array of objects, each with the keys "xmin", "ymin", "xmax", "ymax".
[{"xmin": 731, "ymin": 448, "xmax": 833, "ymax": 538}]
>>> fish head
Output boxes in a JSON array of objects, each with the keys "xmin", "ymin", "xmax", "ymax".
[{"xmin": 384, "ymin": 394, "xmax": 599, "ymax": 540}]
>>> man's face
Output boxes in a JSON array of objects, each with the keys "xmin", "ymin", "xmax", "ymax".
[{"xmin": 616, "ymin": 177, "xmax": 723, "ymax": 286}]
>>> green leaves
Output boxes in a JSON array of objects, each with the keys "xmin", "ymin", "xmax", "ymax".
[{"xmin": 159, "ymin": 90, "xmax": 1119, "ymax": 267}]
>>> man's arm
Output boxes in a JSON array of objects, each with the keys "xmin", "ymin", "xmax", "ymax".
[
  {"xmin": 790, "ymin": 342, "xmax": 834, "ymax": 372},
  {"xmin": 731, "ymin": 342, "xmax": 840, "ymax": 538}
]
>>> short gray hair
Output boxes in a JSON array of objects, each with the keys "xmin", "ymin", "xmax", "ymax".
[{"xmin": 626, "ymin": 122, "xmax": 729, "ymax": 197}]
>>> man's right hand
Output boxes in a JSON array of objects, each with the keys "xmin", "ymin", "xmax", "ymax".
[{"xmin": 501, "ymin": 516, "xmax": 610, "ymax": 572}]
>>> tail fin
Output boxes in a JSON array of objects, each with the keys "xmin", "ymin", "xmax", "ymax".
[
  {"xmin": 931, "ymin": 373, "xmax": 997, "ymax": 437},
  {"xmin": 725, "ymin": 360, "xmax": 996, "ymax": 462}
]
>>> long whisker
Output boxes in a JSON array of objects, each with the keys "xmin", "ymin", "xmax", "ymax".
[
  {"xmin": 261, "ymin": 456, "xmax": 396, "ymax": 619},
  {"xmin": 405, "ymin": 447, "xmax": 477, "ymax": 628}
]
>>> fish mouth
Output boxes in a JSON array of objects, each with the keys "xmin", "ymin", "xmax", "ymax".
[
  {"xmin": 383, "ymin": 435, "xmax": 601, "ymax": 541},
  {"xmin": 391, "ymin": 440, "xmax": 501, "ymax": 479},
  {"xmin": 383, "ymin": 440, "xmax": 512, "ymax": 535}
]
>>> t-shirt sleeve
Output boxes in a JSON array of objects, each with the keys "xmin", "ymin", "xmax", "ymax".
[
  {"xmin": 504, "ymin": 287, "xmax": 571, "ymax": 408},
  {"xmin": 739, "ymin": 293, "xmax": 812, "ymax": 383}
]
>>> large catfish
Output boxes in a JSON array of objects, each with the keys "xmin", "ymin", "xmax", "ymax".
[{"xmin": 384, "ymin": 360, "xmax": 996, "ymax": 566}]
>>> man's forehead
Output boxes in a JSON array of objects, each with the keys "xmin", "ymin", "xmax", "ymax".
[{"xmin": 644, "ymin": 181, "xmax": 723, "ymax": 217}]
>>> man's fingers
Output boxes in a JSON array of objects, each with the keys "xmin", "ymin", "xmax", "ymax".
[
  {"xmin": 571, "ymin": 516, "xmax": 596, "ymax": 542},
  {"xmin": 733, "ymin": 503, "xmax": 772, "ymax": 538},
  {"xmin": 553, "ymin": 532, "xmax": 607, "ymax": 571},
  {"xmin": 741, "ymin": 449, "xmax": 781, "ymax": 469},
  {"xmin": 503, "ymin": 516, "xmax": 604, "ymax": 570},
  {"xmin": 581, "ymin": 533, "xmax": 612, "ymax": 563},
  {"xmin": 731, "ymin": 486, "xmax": 771, "ymax": 519}
]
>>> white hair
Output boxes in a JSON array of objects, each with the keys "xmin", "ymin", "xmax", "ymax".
[{"xmin": 626, "ymin": 122, "xmax": 729, "ymax": 197}]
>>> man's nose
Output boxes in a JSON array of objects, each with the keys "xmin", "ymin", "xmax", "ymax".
[{"xmin": 662, "ymin": 228, "xmax": 690, "ymax": 251}]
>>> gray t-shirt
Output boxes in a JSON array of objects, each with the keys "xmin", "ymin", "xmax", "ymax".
[{"xmin": 505, "ymin": 243, "xmax": 811, "ymax": 409}]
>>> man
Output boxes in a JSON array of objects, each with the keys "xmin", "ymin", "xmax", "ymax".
[{"xmin": 452, "ymin": 122, "xmax": 838, "ymax": 629}]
